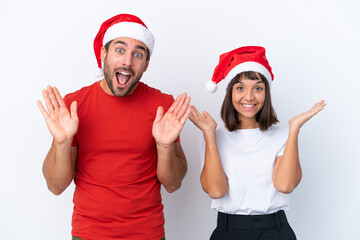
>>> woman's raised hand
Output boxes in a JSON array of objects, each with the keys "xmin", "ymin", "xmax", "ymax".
[
  {"xmin": 289, "ymin": 100, "xmax": 326, "ymax": 131},
  {"xmin": 37, "ymin": 86, "xmax": 79, "ymax": 144},
  {"xmin": 189, "ymin": 105, "xmax": 217, "ymax": 134}
]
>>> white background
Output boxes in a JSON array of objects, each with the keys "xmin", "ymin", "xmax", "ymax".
[{"xmin": 0, "ymin": 0, "xmax": 359, "ymax": 239}]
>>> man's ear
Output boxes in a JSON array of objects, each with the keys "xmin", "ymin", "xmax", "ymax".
[
  {"xmin": 144, "ymin": 59, "xmax": 150, "ymax": 72},
  {"xmin": 100, "ymin": 46, "xmax": 106, "ymax": 63}
]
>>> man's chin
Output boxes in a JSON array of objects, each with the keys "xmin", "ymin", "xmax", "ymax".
[{"xmin": 113, "ymin": 82, "xmax": 138, "ymax": 97}]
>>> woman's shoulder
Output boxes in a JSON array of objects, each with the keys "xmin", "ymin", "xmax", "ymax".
[
  {"xmin": 216, "ymin": 126, "xmax": 233, "ymax": 136},
  {"xmin": 266, "ymin": 123, "xmax": 289, "ymax": 140}
]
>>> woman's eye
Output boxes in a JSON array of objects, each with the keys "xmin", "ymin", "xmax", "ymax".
[
  {"xmin": 116, "ymin": 48, "xmax": 124, "ymax": 53},
  {"xmin": 135, "ymin": 53, "xmax": 143, "ymax": 58},
  {"xmin": 237, "ymin": 86, "xmax": 243, "ymax": 90},
  {"xmin": 256, "ymin": 87, "xmax": 263, "ymax": 91}
]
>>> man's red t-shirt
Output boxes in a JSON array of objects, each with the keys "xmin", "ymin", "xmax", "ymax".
[{"xmin": 63, "ymin": 81, "xmax": 176, "ymax": 240}]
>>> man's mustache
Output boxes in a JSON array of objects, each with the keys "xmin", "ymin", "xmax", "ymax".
[{"xmin": 115, "ymin": 67, "xmax": 135, "ymax": 76}]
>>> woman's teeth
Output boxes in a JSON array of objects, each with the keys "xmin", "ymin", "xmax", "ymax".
[{"xmin": 242, "ymin": 104, "xmax": 255, "ymax": 108}]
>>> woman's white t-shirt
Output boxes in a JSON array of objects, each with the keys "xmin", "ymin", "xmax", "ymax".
[{"xmin": 200, "ymin": 124, "xmax": 290, "ymax": 215}]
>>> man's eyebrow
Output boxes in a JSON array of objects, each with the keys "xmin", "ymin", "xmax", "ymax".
[
  {"xmin": 113, "ymin": 41, "xmax": 146, "ymax": 52},
  {"xmin": 114, "ymin": 40, "xmax": 127, "ymax": 46},
  {"xmin": 135, "ymin": 45, "xmax": 146, "ymax": 52}
]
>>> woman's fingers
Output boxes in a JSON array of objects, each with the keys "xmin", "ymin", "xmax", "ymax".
[
  {"xmin": 307, "ymin": 100, "xmax": 326, "ymax": 118},
  {"xmin": 190, "ymin": 105, "xmax": 202, "ymax": 118},
  {"xmin": 290, "ymin": 100, "xmax": 326, "ymax": 129},
  {"xmin": 203, "ymin": 111, "xmax": 212, "ymax": 119}
]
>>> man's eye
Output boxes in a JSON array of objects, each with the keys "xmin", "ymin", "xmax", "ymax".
[
  {"xmin": 135, "ymin": 53, "xmax": 143, "ymax": 58},
  {"xmin": 116, "ymin": 49, "xmax": 124, "ymax": 53}
]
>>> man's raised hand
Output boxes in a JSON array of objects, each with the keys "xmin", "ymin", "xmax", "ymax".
[
  {"xmin": 152, "ymin": 93, "xmax": 191, "ymax": 145},
  {"xmin": 37, "ymin": 86, "xmax": 79, "ymax": 144}
]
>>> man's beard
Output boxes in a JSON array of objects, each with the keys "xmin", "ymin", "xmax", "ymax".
[{"xmin": 103, "ymin": 60, "xmax": 143, "ymax": 97}]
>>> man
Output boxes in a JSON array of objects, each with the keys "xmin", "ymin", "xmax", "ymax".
[{"xmin": 37, "ymin": 14, "xmax": 190, "ymax": 240}]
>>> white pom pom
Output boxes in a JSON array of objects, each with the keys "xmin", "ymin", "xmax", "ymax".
[
  {"xmin": 205, "ymin": 81, "xmax": 218, "ymax": 93},
  {"xmin": 95, "ymin": 68, "xmax": 104, "ymax": 78}
]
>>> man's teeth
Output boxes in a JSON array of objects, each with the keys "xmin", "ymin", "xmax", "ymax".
[
  {"xmin": 120, "ymin": 72, "xmax": 130, "ymax": 76},
  {"xmin": 242, "ymin": 104, "xmax": 255, "ymax": 108}
]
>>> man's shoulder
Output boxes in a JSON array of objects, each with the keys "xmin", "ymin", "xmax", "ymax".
[
  {"xmin": 64, "ymin": 81, "xmax": 98, "ymax": 102},
  {"xmin": 140, "ymin": 82, "xmax": 174, "ymax": 102}
]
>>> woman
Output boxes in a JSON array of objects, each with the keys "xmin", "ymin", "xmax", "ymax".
[{"xmin": 189, "ymin": 46, "xmax": 325, "ymax": 240}]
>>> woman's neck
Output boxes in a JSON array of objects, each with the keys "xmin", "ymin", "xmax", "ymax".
[{"xmin": 237, "ymin": 118, "xmax": 259, "ymax": 129}]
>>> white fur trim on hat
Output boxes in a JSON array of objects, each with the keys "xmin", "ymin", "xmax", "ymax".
[
  {"xmin": 103, "ymin": 22, "xmax": 155, "ymax": 55},
  {"xmin": 206, "ymin": 80, "xmax": 218, "ymax": 93},
  {"xmin": 95, "ymin": 67, "xmax": 104, "ymax": 78},
  {"xmin": 223, "ymin": 61, "xmax": 272, "ymax": 89}
]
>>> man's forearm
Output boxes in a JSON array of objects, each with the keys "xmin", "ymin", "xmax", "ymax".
[
  {"xmin": 156, "ymin": 143, "xmax": 187, "ymax": 193},
  {"xmin": 43, "ymin": 142, "xmax": 76, "ymax": 195}
]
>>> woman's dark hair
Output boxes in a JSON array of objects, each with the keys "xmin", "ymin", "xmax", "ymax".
[{"xmin": 220, "ymin": 71, "xmax": 279, "ymax": 131}]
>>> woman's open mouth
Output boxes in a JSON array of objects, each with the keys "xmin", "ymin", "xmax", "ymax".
[{"xmin": 241, "ymin": 103, "xmax": 257, "ymax": 111}]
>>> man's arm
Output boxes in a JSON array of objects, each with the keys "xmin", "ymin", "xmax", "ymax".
[
  {"xmin": 43, "ymin": 145, "xmax": 78, "ymax": 195},
  {"xmin": 37, "ymin": 86, "xmax": 79, "ymax": 195},
  {"xmin": 152, "ymin": 93, "xmax": 191, "ymax": 193},
  {"xmin": 156, "ymin": 142, "xmax": 187, "ymax": 193}
]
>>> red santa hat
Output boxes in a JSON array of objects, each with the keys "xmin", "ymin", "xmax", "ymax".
[
  {"xmin": 93, "ymin": 14, "xmax": 155, "ymax": 77},
  {"xmin": 206, "ymin": 46, "xmax": 274, "ymax": 93}
]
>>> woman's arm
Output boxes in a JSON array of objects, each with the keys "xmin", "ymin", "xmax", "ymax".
[
  {"xmin": 273, "ymin": 100, "xmax": 326, "ymax": 193},
  {"xmin": 189, "ymin": 106, "xmax": 228, "ymax": 199}
]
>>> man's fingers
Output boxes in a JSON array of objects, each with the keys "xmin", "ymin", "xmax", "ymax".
[
  {"xmin": 172, "ymin": 93, "xmax": 187, "ymax": 115},
  {"xmin": 70, "ymin": 101, "xmax": 78, "ymax": 120},
  {"xmin": 176, "ymin": 96, "xmax": 191, "ymax": 119},
  {"xmin": 167, "ymin": 94, "xmax": 183, "ymax": 113},
  {"xmin": 179, "ymin": 105, "xmax": 192, "ymax": 126},
  {"xmin": 53, "ymin": 86, "xmax": 66, "ymax": 108},
  {"xmin": 154, "ymin": 106, "xmax": 164, "ymax": 123},
  {"xmin": 37, "ymin": 100, "xmax": 50, "ymax": 122},
  {"xmin": 42, "ymin": 89, "xmax": 55, "ymax": 114},
  {"xmin": 47, "ymin": 86, "xmax": 60, "ymax": 109}
]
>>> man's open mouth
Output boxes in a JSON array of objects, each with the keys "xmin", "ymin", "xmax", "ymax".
[{"xmin": 116, "ymin": 72, "xmax": 131, "ymax": 86}]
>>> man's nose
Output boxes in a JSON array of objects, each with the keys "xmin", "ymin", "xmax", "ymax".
[{"xmin": 121, "ymin": 52, "xmax": 132, "ymax": 67}]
